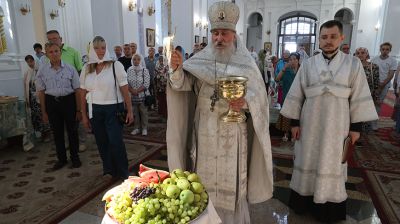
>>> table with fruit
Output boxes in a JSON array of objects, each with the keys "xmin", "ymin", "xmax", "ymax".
[{"xmin": 101, "ymin": 164, "xmax": 222, "ymax": 224}]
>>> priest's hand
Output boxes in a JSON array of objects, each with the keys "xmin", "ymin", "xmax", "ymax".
[
  {"xmin": 349, "ymin": 131, "xmax": 360, "ymax": 144},
  {"xmin": 230, "ymin": 98, "xmax": 246, "ymax": 112},
  {"xmin": 291, "ymin": 127, "xmax": 301, "ymax": 140},
  {"xmin": 170, "ymin": 50, "xmax": 183, "ymax": 71}
]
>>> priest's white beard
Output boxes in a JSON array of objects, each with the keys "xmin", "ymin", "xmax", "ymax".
[{"xmin": 211, "ymin": 41, "xmax": 236, "ymax": 63}]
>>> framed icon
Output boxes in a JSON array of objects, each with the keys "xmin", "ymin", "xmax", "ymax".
[
  {"xmin": 202, "ymin": 36, "xmax": 207, "ymax": 44},
  {"xmin": 264, "ymin": 42, "xmax": 272, "ymax": 51},
  {"xmin": 195, "ymin": 35, "xmax": 200, "ymax": 44},
  {"xmin": 146, "ymin": 28, "xmax": 155, "ymax": 47}
]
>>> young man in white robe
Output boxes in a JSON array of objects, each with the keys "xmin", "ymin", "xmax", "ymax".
[
  {"xmin": 167, "ymin": 2, "xmax": 273, "ymax": 223},
  {"xmin": 280, "ymin": 20, "xmax": 378, "ymax": 222}
]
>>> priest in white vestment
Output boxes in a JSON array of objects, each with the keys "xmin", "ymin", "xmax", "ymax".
[
  {"xmin": 166, "ymin": 2, "xmax": 273, "ymax": 223},
  {"xmin": 280, "ymin": 20, "xmax": 378, "ymax": 222}
]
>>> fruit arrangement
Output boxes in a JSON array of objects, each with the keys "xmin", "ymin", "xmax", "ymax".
[{"xmin": 102, "ymin": 164, "xmax": 208, "ymax": 224}]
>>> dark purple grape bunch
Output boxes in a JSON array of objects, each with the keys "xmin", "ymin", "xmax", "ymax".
[{"xmin": 130, "ymin": 187, "xmax": 156, "ymax": 204}]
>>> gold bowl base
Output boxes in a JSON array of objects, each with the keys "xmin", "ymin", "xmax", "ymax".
[{"xmin": 220, "ymin": 110, "xmax": 247, "ymax": 123}]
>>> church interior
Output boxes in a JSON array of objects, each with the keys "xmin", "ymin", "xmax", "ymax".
[{"xmin": 0, "ymin": 0, "xmax": 399, "ymax": 223}]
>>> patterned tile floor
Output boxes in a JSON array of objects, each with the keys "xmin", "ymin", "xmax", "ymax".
[
  {"xmin": 2, "ymin": 108, "xmax": 392, "ymax": 224},
  {"xmin": 60, "ymin": 148, "xmax": 382, "ymax": 224}
]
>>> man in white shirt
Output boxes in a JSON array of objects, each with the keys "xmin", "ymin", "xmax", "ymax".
[{"xmin": 371, "ymin": 42, "xmax": 398, "ymax": 130}]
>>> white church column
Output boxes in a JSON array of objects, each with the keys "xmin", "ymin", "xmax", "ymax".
[
  {"xmin": 171, "ymin": 0, "xmax": 193, "ymax": 54},
  {"xmin": 382, "ymin": 0, "xmax": 400, "ymax": 58},
  {"xmin": 355, "ymin": 0, "xmax": 387, "ymax": 57},
  {"xmin": 91, "ymin": 0, "xmax": 124, "ymax": 51}
]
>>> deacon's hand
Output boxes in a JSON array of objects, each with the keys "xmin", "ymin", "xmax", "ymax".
[
  {"xmin": 349, "ymin": 131, "xmax": 360, "ymax": 144},
  {"xmin": 229, "ymin": 98, "xmax": 246, "ymax": 112},
  {"xmin": 291, "ymin": 127, "xmax": 301, "ymax": 140},
  {"xmin": 170, "ymin": 50, "xmax": 183, "ymax": 71}
]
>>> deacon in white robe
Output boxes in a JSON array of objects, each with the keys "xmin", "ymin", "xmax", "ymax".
[
  {"xmin": 166, "ymin": 2, "xmax": 273, "ymax": 223},
  {"xmin": 280, "ymin": 20, "xmax": 378, "ymax": 223}
]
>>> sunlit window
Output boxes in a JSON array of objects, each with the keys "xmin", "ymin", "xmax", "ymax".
[{"xmin": 278, "ymin": 15, "xmax": 317, "ymax": 57}]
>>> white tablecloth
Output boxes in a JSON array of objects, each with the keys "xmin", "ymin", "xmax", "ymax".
[{"xmin": 101, "ymin": 200, "xmax": 222, "ymax": 224}]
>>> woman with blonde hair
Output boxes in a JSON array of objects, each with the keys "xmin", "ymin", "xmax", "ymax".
[{"xmin": 80, "ymin": 36, "xmax": 133, "ymax": 179}]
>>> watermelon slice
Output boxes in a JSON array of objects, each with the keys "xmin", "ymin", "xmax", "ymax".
[
  {"xmin": 126, "ymin": 176, "xmax": 152, "ymax": 187},
  {"xmin": 139, "ymin": 164, "xmax": 152, "ymax": 176},
  {"xmin": 140, "ymin": 170, "xmax": 170, "ymax": 183}
]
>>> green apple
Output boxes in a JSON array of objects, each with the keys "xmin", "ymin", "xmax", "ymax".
[
  {"xmin": 184, "ymin": 171, "xmax": 191, "ymax": 177},
  {"xmin": 179, "ymin": 189, "xmax": 194, "ymax": 204},
  {"xmin": 163, "ymin": 178, "xmax": 175, "ymax": 185},
  {"xmin": 176, "ymin": 179, "xmax": 191, "ymax": 190},
  {"xmin": 166, "ymin": 185, "xmax": 181, "ymax": 199},
  {"xmin": 201, "ymin": 191, "xmax": 208, "ymax": 200},
  {"xmin": 194, "ymin": 193, "xmax": 201, "ymax": 202},
  {"xmin": 191, "ymin": 182, "xmax": 204, "ymax": 194},
  {"xmin": 187, "ymin": 173, "xmax": 201, "ymax": 183},
  {"xmin": 170, "ymin": 172, "xmax": 178, "ymax": 180},
  {"xmin": 172, "ymin": 169, "xmax": 185, "ymax": 178}
]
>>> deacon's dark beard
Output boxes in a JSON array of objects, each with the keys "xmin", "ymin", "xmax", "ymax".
[{"xmin": 322, "ymin": 47, "xmax": 339, "ymax": 55}]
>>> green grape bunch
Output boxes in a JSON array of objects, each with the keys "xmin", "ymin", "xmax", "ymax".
[{"xmin": 104, "ymin": 167, "xmax": 209, "ymax": 224}]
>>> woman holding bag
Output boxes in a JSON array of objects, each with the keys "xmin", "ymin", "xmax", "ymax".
[
  {"xmin": 127, "ymin": 54, "xmax": 150, "ymax": 136},
  {"xmin": 80, "ymin": 36, "xmax": 133, "ymax": 179}
]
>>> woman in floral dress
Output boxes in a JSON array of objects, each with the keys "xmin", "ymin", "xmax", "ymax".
[
  {"xmin": 355, "ymin": 47, "xmax": 380, "ymax": 133},
  {"xmin": 154, "ymin": 55, "xmax": 169, "ymax": 120}
]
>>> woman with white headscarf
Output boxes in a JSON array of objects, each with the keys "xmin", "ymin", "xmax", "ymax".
[
  {"xmin": 23, "ymin": 55, "xmax": 51, "ymax": 142},
  {"xmin": 80, "ymin": 36, "xmax": 133, "ymax": 179},
  {"xmin": 355, "ymin": 47, "xmax": 380, "ymax": 133},
  {"xmin": 127, "ymin": 54, "xmax": 150, "ymax": 136}
]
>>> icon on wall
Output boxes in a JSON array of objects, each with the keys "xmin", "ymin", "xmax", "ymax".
[
  {"xmin": 194, "ymin": 35, "xmax": 199, "ymax": 44},
  {"xmin": 146, "ymin": 28, "xmax": 155, "ymax": 47},
  {"xmin": 202, "ymin": 36, "xmax": 207, "ymax": 44},
  {"xmin": 264, "ymin": 42, "xmax": 272, "ymax": 51}
]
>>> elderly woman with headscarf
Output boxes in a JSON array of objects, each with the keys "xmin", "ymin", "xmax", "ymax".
[
  {"xmin": 23, "ymin": 55, "xmax": 51, "ymax": 142},
  {"xmin": 155, "ymin": 55, "xmax": 169, "ymax": 120},
  {"xmin": 127, "ymin": 54, "xmax": 150, "ymax": 136},
  {"xmin": 275, "ymin": 52, "xmax": 301, "ymax": 141},
  {"xmin": 355, "ymin": 47, "xmax": 380, "ymax": 133},
  {"xmin": 355, "ymin": 47, "xmax": 380, "ymax": 103},
  {"xmin": 80, "ymin": 36, "xmax": 133, "ymax": 179}
]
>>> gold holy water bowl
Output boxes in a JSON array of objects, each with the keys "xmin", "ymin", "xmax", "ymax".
[{"xmin": 217, "ymin": 76, "xmax": 248, "ymax": 123}]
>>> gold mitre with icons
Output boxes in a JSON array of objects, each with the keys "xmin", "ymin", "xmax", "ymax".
[{"xmin": 208, "ymin": 1, "xmax": 239, "ymax": 32}]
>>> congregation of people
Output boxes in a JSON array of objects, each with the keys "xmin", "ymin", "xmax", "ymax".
[
  {"xmin": 251, "ymin": 40, "xmax": 400, "ymax": 142},
  {"xmin": 22, "ymin": 29, "xmax": 209, "ymax": 176},
  {"xmin": 19, "ymin": 1, "xmax": 400, "ymax": 222}
]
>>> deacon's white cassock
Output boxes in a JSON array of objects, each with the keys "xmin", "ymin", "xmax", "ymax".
[
  {"xmin": 280, "ymin": 51, "xmax": 378, "ymax": 203},
  {"xmin": 166, "ymin": 37, "xmax": 273, "ymax": 224}
]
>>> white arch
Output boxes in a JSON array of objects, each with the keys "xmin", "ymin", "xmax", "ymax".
[{"xmin": 334, "ymin": 7, "xmax": 354, "ymax": 21}]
